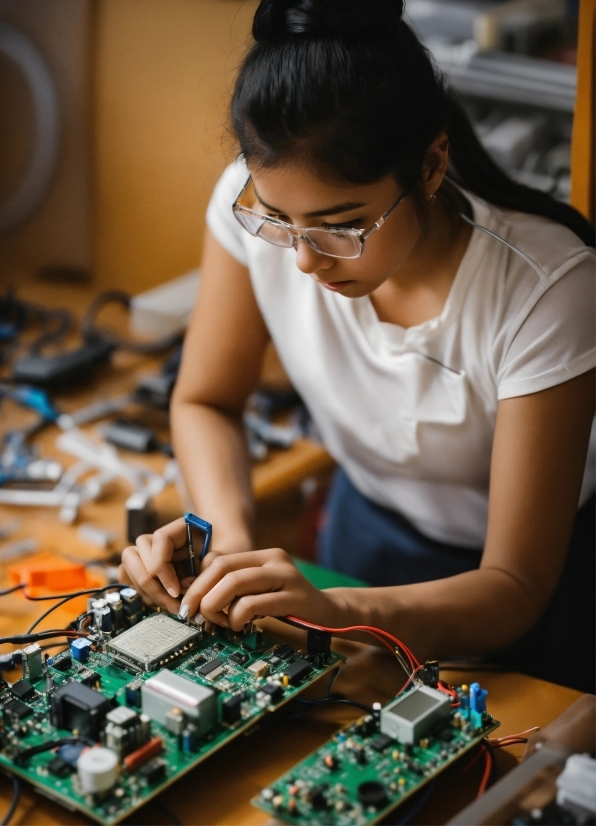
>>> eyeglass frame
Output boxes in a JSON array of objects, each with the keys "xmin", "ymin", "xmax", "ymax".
[{"xmin": 231, "ymin": 174, "xmax": 411, "ymax": 259}]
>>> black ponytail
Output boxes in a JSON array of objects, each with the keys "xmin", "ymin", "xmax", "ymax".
[{"xmin": 232, "ymin": 0, "xmax": 594, "ymax": 247}]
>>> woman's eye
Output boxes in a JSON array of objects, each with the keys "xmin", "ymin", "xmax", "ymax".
[{"xmin": 322, "ymin": 219, "xmax": 361, "ymax": 229}]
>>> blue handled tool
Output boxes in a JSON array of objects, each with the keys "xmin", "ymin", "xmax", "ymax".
[
  {"xmin": 0, "ymin": 383, "xmax": 60, "ymax": 422},
  {"xmin": 184, "ymin": 512, "xmax": 212, "ymax": 577}
]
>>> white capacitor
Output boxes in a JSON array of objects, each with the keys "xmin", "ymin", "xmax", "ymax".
[{"xmin": 77, "ymin": 747, "xmax": 119, "ymax": 794}]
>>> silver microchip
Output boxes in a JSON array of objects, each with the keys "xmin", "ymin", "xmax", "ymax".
[{"xmin": 107, "ymin": 614, "xmax": 201, "ymax": 671}]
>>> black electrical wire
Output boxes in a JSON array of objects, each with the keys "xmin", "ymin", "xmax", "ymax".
[
  {"xmin": 0, "ymin": 630, "xmax": 89, "ymax": 646},
  {"xmin": 81, "ymin": 290, "xmax": 182, "ymax": 354},
  {"xmin": 397, "ymin": 780, "xmax": 436, "ymax": 825},
  {"xmin": 153, "ymin": 800, "xmax": 184, "ymax": 826},
  {"xmin": 26, "ymin": 583, "xmax": 129, "ymax": 633},
  {"xmin": 0, "ymin": 584, "xmax": 25, "ymax": 597},
  {"xmin": 14, "ymin": 737, "xmax": 94, "ymax": 767},
  {"xmin": 0, "ymin": 774, "xmax": 20, "ymax": 826}
]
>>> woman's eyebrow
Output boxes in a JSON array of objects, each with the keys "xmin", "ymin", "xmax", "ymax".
[{"xmin": 253, "ymin": 186, "xmax": 367, "ymax": 218}]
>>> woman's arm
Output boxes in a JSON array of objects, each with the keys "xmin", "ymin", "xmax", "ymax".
[
  {"xmin": 119, "ymin": 228, "xmax": 270, "ymax": 610},
  {"xmin": 177, "ymin": 370, "xmax": 594, "ymax": 660}
]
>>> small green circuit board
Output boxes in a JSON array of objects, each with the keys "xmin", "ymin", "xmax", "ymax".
[
  {"xmin": 252, "ymin": 692, "xmax": 499, "ymax": 825},
  {"xmin": 0, "ymin": 613, "xmax": 343, "ymax": 825}
]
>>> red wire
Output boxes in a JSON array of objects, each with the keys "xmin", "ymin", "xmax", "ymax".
[
  {"xmin": 476, "ymin": 747, "xmax": 493, "ymax": 797},
  {"xmin": 286, "ymin": 615, "xmax": 421, "ymax": 669}
]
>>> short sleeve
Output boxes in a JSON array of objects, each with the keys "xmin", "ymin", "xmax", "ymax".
[
  {"xmin": 205, "ymin": 161, "xmax": 249, "ymax": 266},
  {"xmin": 497, "ymin": 259, "xmax": 596, "ymax": 399}
]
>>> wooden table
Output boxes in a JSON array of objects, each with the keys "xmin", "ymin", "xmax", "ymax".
[{"xmin": 0, "ymin": 278, "xmax": 583, "ymax": 823}]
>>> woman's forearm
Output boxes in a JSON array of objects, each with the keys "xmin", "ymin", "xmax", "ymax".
[
  {"xmin": 171, "ymin": 399, "xmax": 255, "ymax": 552},
  {"xmin": 325, "ymin": 566, "xmax": 539, "ymax": 662}
]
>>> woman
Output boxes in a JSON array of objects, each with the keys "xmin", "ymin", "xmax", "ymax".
[{"xmin": 120, "ymin": 0, "xmax": 595, "ymax": 692}]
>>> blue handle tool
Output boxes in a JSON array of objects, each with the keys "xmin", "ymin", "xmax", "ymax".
[{"xmin": 184, "ymin": 512, "xmax": 213, "ymax": 577}]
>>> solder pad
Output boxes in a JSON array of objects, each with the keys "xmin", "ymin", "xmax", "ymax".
[{"xmin": 106, "ymin": 614, "xmax": 201, "ymax": 671}]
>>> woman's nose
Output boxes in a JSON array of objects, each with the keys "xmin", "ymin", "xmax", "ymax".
[{"xmin": 294, "ymin": 237, "xmax": 331, "ymax": 274}]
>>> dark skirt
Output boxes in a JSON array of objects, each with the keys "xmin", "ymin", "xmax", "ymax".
[{"xmin": 316, "ymin": 468, "xmax": 595, "ymax": 693}]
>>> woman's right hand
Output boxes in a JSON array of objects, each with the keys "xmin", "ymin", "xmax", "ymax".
[{"xmin": 119, "ymin": 517, "xmax": 189, "ymax": 613}]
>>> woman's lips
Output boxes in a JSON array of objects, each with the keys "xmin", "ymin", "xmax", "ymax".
[{"xmin": 318, "ymin": 279, "xmax": 353, "ymax": 291}]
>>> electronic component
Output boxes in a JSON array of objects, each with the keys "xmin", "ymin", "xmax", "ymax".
[
  {"xmin": 92, "ymin": 599, "xmax": 112, "ymax": 632},
  {"xmin": 106, "ymin": 613, "xmax": 201, "ymax": 672},
  {"xmin": 53, "ymin": 656, "xmax": 72, "ymax": 673},
  {"xmin": 10, "ymin": 680, "xmax": 35, "ymax": 701},
  {"xmin": 307, "ymin": 629, "xmax": 331, "ymax": 666},
  {"xmin": 281, "ymin": 659, "xmax": 311, "ymax": 686},
  {"xmin": 77, "ymin": 747, "xmax": 119, "ymax": 794},
  {"xmin": 370, "ymin": 733, "xmax": 394, "ymax": 752},
  {"xmin": 228, "ymin": 652, "xmax": 249, "ymax": 666},
  {"xmin": 242, "ymin": 628, "xmax": 263, "ymax": 652},
  {"xmin": 139, "ymin": 757, "xmax": 166, "ymax": 784},
  {"xmin": 80, "ymin": 671, "xmax": 101, "ymax": 689},
  {"xmin": 3, "ymin": 698, "xmax": 33, "ymax": 724},
  {"xmin": 123, "ymin": 737, "xmax": 163, "ymax": 772},
  {"xmin": 222, "ymin": 693, "xmax": 245, "ymax": 725},
  {"xmin": 71, "ymin": 638, "xmax": 92, "ymax": 663},
  {"xmin": 357, "ymin": 781, "xmax": 389, "ymax": 810},
  {"xmin": 141, "ymin": 670, "xmax": 217, "ymax": 735},
  {"xmin": 22, "ymin": 644, "xmax": 43, "ymax": 681},
  {"xmin": 247, "ymin": 660, "xmax": 269, "ymax": 679},
  {"xmin": 50, "ymin": 682, "xmax": 111, "ymax": 739},
  {"xmin": 380, "ymin": 686, "xmax": 451, "ymax": 745},
  {"xmin": 125, "ymin": 684, "xmax": 141, "ymax": 707},
  {"xmin": 125, "ymin": 492, "xmax": 156, "ymax": 544},
  {"xmin": 105, "ymin": 592, "xmax": 124, "ymax": 630},
  {"xmin": 13, "ymin": 341, "xmax": 114, "ymax": 390},
  {"xmin": 47, "ymin": 757, "xmax": 73, "ymax": 778},
  {"xmin": 273, "ymin": 644, "xmax": 293, "ymax": 659},
  {"xmin": 57, "ymin": 742, "xmax": 87, "ymax": 766},
  {"xmin": 196, "ymin": 659, "xmax": 223, "ymax": 677},
  {"xmin": 184, "ymin": 512, "xmax": 212, "ymax": 576},
  {"xmin": 103, "ymin": 706, "xmax": 150, "ymax": 760},
  {"xmin": 261, "ymin": 682, "xmax": 283, "ymax": 702}
]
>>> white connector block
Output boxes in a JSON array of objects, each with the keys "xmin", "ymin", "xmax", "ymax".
[{"xmin": 130, "ymin": 268, "xmax": 200, "ymax": 337}]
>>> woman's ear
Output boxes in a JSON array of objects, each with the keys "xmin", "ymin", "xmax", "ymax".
[{"xmin": 422, "ymin": 131, "xmax": 450, "ymax": 199}]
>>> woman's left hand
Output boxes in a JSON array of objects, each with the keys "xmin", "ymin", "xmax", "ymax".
[{"xmin": 178, "ymin": 547, "xmax": 338, "ymax": 630}]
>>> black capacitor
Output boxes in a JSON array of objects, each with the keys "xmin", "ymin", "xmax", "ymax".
[
  {"xmin": 120, "ymin": 588, "xmax": 142, "ymax": 617},
  {"xmin": 105, "ymin": 592, "xmax": 124, "ymax": 630}
]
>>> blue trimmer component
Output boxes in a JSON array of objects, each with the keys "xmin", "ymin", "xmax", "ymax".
[{"xmin": 184, "ymin": 513, "xmax": 213, "ymax": 577}]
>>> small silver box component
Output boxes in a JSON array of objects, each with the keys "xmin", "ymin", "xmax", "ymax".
[
  {"xmin": 106, "ymin": 613, "xmax": 201, "ymax": 671},
  {"xmin": 22, "ymin": 643, "xmax": 43, "ymax": 681},
  {"xmin": 141, "ymin": 670, "xmax": 217, "ymax": 735},
  {"xmin": 380, "ymin": 685, "xmax": 451, "ymax": 745}
]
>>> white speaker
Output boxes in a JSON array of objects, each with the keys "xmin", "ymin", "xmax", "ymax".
[{"xmin": 0, "ymin": 0, "xmax": 94, "ymax": 281}]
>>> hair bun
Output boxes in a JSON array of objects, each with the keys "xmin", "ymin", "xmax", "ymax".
[{"xmin": 252, "ymin": 0, "xmax": 404, "ymax": 44}]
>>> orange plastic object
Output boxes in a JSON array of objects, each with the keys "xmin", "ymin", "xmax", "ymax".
[
  {"xmin": 8, "ymin": 553, "xmax": 104, "ymax": 616},
  {"xmin": 124, "ymin": 737, "xmax": 163, "ymax": 772}
]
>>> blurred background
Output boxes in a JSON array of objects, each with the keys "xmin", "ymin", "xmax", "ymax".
[{"xmin": 0, "ymin": 0, "xmax": 593, "ymax": 292}]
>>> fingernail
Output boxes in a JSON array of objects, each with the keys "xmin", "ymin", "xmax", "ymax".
[
  {"xmin": 193, "ymin": 612, "xmax": 205, "ymax": 626},
  {"xmin": 167, "ymin": 587, "xmax": 178, "ymax": 598},
  {"xmin": 178, "ymin": 603, "xmax": 189, "ymax": 620}
]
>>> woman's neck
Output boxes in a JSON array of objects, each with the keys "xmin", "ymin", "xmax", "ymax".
[{"xmin": 370, "ymin": 199, "xmax": 473, "ymax": 328}]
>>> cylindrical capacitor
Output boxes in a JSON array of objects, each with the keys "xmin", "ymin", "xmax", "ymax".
[
  {"xmin": 181, "ymin": 723, "xmax": 198, "ymax": 754},
  {"xmin": 120, "ymin": 587, "xmax": 142, "ymax": 617},
  {"xmin": 105, "ymin": 592, "xmax": 124, "ymax": 630},
  {"xmin": 92, "ymin": 600, "xmax": 112, "ymax": 632},
  {"xmin": 77, "ymin": 747, "xmax": 119, "ymax": 794}
]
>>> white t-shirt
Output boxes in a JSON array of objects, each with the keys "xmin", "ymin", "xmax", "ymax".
[{"xmin": 207, "ymin": 160, "xmax": 596, "ymax": 549}]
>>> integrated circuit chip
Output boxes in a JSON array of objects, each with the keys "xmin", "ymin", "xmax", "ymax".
[{"xmin": 106, "ymin": 614, "xmax": 201, "ymax": 672}]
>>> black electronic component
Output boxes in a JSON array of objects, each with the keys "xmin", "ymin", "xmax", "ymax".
[
  {"xmin": 357, "ymin": 781, "xmax": 389, "ymax": 809},
  {"xmin": 420, "ymin": 659, "xmax": 440, "ymax": 687},
  {"xmin": 3, "ymin": 698, "xmax": 33, "ymax": 723},
  {"xmin": 10, "ymin": 680, "xmax": 35, "ymax": 701},
  {"xmin": 125, "ymin": 684, "xmax": 141, "ymax": 708},
  {"xmin": 261, "ymin": 683, "xmax": 283, "ymax": 702},
  {"xmin": 354, "ymin": 715, "xmax": 377, "ymax": 737},
  {"xmin": 370, "ymin": 733, "xmax": 394, "ymax": 752},
  {"xmin": 12, "ymin": 341, "xmax": 114, "ymax": 389},
  {"xmin": 281, "ymin": 659, "xmax": 312, "ymax": 686},
  {"xmin": 211, "ymin": 643, "xmax": 225, "ymax": 652},
  {"xmin": 307, "ymin": 629, "xmax": 331, "ymax": 666},
  {"xmin": 197, "ymin": 659, "xmax": 222, "ymax": 677},
  {"xmin": 56, "ymin": 743, "xmax": 87, "ymax": 766},
  {"xmin": 307, "ymin": 785, "xmax": 329, "ymax": 809},
  {"xmin": 437, "ymin": 727, "xmax": 455, "ymax": 742},
  {"xmin": 242, "ymin": 629, "xmax": 263, "ymax": 652},
  {"xmin": 102, "ymin": 420, "xmax": 159, "ymax": 454},
  {"xmin": 120, "ymin": 588, "xmax": 143, "ymax": 618},
  {"xmin": 47, "ymin": 757, "xmax": 73, "ymax": 778},
  {"xmin": 53, "ymin": 656, "xmax": 72, "ymax": 673},
  {"xmin": 222, "ymin": 692, "xmax": 245, "ymax": 724},
  {"xmin": 49, "ymin": 681, "xmax": 111, "ymax": 739},
  {"xmin": 228, "ymin": 652, "xmax": 249, "ymax": 666},
  {"xmin": 80, "ymin": 671, "xmax": 101, "ymax": 688},
  {"xmin": 273, "ymin": 644, "xmax": 293, "ymax": 660},
  {"xmin": 139, "ymin": 758, "xmax": 166, "ymax": 785}
]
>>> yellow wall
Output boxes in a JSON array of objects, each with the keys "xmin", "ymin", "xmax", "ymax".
[{"xmin": 93, "ymin": 0, "xmax": 258, "ymax": 292}]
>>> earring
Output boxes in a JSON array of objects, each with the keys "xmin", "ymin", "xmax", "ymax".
[{"xmin": 427, "ymin": 192, "xmax": 437, "ymax": 203}]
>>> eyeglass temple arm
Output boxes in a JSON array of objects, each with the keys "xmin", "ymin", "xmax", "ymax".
[
  {"xmin": 362, "ymin": 189, "xmax": 410, "ymax": 240},
  {"xmin": 232, "ymin": 175, "xmax": 253, "ymax": 210}
]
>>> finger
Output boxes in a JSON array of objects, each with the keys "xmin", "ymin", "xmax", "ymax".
[
  {"xmin": 179, "ymin": 550, "xmax": 276, "ymax": 616},
  {"xmin": 147, "ymin": 518, "xmax": 188, "ymax": 597},
  {"xmin": 118, "ymin": 559, "xmax": 154, "ymax": 607},
  {"xmin": 227, "ymin": 591, "xmax": 294, "ymax": 630},
  {"xmin": 199, "ymin": 567, "xmax": 283, "ymax": 624},
  {"xmin": 121, "ymin": 546, "xmax": 181, "ymax": 614},
  {"xmin": 136, "ymin": 533, "xmax": 180, "ymax": 600}
]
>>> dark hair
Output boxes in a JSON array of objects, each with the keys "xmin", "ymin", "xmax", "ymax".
[{"xmin": 231, "ymin": 0, "xmax": 594, "ymax": 247}]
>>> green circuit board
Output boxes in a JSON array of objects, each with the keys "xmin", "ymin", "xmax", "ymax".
[
  {"xmin": 0, "ymin": 611, "xmax": 343, "ymax": 825},
  {"xmin": 253, "ymin": 687, "xmax": 499, "ymax": 825}
]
